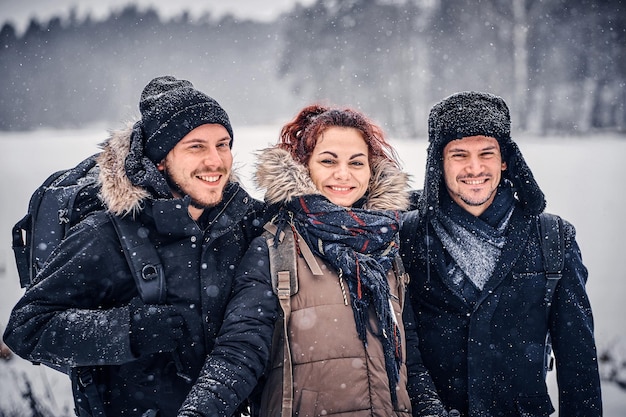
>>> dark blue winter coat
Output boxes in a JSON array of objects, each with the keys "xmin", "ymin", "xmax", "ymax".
[
  {"xmin": 402, "ymin": 91, "xmax": 602, "ymax": 416},
  {"xmin": 400, "ymin": 202, "xmax": 602, "ymax": 417},
  {"xmin": 3, "ymin": 126, "xmax": 278, "ymax": 417}
]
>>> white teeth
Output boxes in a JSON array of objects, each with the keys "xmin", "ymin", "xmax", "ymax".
[
  {"xmin": 465, "ymin": 179, "xmax": 486, "ymax": 185},
  {"xmin": 330, "ymin": 186, "xmax": 351, "ymax": 192},
  {"xmin": 199, "ymin": 175, "xmax": 220, "ymax": 182}
]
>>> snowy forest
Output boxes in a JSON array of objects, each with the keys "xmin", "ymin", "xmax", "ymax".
[
  {"xmin": 0, "ymin": 0, "xmax": 624, "ymax": 137},
  {"xmin": 1, "ymin": 0, "xmax": 626, "ymax": 416}
]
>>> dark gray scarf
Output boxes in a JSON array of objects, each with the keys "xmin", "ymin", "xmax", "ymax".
[{"xmin": 432, "ymin": 186, "xmax": 515, "ymax": 294}]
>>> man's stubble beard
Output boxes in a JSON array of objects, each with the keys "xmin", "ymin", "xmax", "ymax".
[
  {"xmin": 458, "ymin": 185, "xmax": 498, "ymax": 208},
  {"xmin": 162, "ymin": 168, "xmax": 224, "ymax": 210}
]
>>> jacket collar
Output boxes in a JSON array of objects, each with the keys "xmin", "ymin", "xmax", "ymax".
[{"xmin": 144, "ymin": 183, "xmax": 254, "ymax": 237}]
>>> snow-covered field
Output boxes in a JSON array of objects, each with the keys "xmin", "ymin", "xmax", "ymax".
[{"xmin": 1, "ymin": 126, "xmax": 625, "ymax": 416}]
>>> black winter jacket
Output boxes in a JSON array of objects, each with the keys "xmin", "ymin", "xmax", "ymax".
[
  {"xmin": 400, "ymin": 203, "xmax": 602, "ymax": 417},
  {"xmin": 3, "ymin": 126, "xmax": 277, "ymax": 417}
]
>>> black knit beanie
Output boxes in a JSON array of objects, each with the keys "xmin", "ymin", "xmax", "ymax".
[
  {"xmin": 139, "ymin": 75, "xmax": 233, "ymax": 163},
  {"xmin": 421, "ymin": 91, "xmax": 546, "ymax": 216}
]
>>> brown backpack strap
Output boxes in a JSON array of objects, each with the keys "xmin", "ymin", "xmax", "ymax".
[
  {"xmin": 293, "ymin": 229, "xmax": 323, "ymax": 276},
  {"xmin": 264, "ymin": 222, "xmax": 299, "ymax": 296},
  {"xmin": 263, "ymin": 220, "xmax": 326, "ymax": 415},
  {"xmin": 276, "ymin": 271, "xmax": 294, "ymax": 416},
  {"xmin": 263, "ymin": 222, "xmax": 299, "ymax": 416},
  {"xmin": 392, "ymin": 254, "xmax": 410, "ymax": 309}
]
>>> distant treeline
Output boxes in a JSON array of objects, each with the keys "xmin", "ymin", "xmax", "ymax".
[{"xmin": 0, "ymin": 0, "xmax": 624, "ymax": 136}]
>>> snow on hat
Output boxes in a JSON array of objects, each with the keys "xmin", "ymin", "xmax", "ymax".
[
  {"xmin": 428, "ymin": 91, "xmax": 511, "ymax": 147},
  {"xmin": 421, "ymin": 91, "xmax": 545, "ymax": 216},
  {"xmin": 140, "ymin": 75, "xmax": 233, "ymax": 163}
]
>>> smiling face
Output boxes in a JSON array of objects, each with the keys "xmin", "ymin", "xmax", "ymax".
[
  {"xmin": 307, "ymin": 126, "xmax": 371, "ymax": 207},
  {"xmin": 442, "ymin": 135, "xmax": 507, "ymax": 216},
  {"xmin": 157, "ymin": 123, "xmax": 232, "ymax": 220}
]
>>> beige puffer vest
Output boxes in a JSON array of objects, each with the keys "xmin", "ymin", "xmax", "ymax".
[
  {"xmin": 258, "ymin": 231, "xmax": 412, "ymax": 417},
  {"xmin": 255, "ymin": 146, "xmax": 412, "ymax": 417}
]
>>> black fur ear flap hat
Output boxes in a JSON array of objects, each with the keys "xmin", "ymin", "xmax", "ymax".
[
  {"xmin": 138, "ymin": 75, "xmax": 233, "ymax": 164},
  {"xmin": 421, "ymin": 91, "xmax": 546, "ymax": 216}
]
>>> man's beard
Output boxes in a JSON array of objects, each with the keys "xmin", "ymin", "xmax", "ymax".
[
  {"xmin": 163, "ymin": 169, "xmax": 222, "ymax": 210},
  {"xmin": 460, "ymin": 193, "xmax": 493, "ymax": 207}
]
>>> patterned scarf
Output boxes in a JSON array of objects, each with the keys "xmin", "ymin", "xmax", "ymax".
[{"xmin": 280, "ymin": 194, "xmax": 403, "ymax": 403}]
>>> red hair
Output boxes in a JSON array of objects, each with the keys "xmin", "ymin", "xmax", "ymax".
[{"xmin": 278, "ymin": 104, "xmax": 400, "ymax": 167}]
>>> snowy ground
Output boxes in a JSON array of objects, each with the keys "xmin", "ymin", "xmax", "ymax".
[{"xmin": 1, "ymin": 126, "xmax": 625, "ymax": 415}]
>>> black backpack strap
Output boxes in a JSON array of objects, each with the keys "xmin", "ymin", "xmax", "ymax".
[
  {"xmin": 538, "ymin": 212, "xmax": 565, "ymax": 374},
  {"xmin": 71, "ymin": 368, "xmax": 106, "ymax": 417},
  {"xmin": 538, "ymin": 213, "xmax": 564, "ymax": 315},
  {"xmin": 108, "ymin": 212, "xmax": 166, "ymax": 305},
  {"xmin": 400, "ymin": 209, "xmax": 421, "ymax": 272},
  {"xmin": 71, "ymin": 214, "xmax": 167, "ymax": 417}
]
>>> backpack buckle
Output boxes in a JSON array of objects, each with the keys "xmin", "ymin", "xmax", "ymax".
[
  {"xmin": 141, "ymin": 264, "xmax": 159, "ymax": 281},
  {"xmin": 77, "ymin": 368, "xmax": 94, "ymax": 388}
]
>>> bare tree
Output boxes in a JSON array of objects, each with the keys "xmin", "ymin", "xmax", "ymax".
[{"xmin": 484, "ymin": 0, "xmax": 560, "ymax": 131}]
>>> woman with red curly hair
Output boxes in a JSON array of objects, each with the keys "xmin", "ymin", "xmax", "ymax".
[{"xmin": 245, "ymin": 104, "xmax": 444, "ymax": 416}]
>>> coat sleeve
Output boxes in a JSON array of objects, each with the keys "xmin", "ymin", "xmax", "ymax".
[
  {"xmin": 2, "ymin": 216, "xmax": 137, "ymax": 370},
  {"xmin": 550, "ymin": 220, "xmax": 602, "ymax": 416},
  {"xmin": 178, "ymin": 236, "xmax": 279, "ymax": 417},
  {"xmin": 404, "ymin": 290, "xmax": 447, "ymax": 417}
]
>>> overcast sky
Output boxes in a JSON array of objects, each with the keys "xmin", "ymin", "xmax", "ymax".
[{"xmin": 1, "ymin": 0, "xmax": 315, "ymax": 33}]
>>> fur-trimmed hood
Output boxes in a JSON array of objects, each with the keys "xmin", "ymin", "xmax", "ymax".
[
  {"xmin": 255, "ymin": 147, "xmax": 410, "ymax": 211},
  {"xmin": 97, "ymin": 123, "xmax": 151, "ymax": 216},
  {"xmin": 97, "ymin": 123, "xmax": 241, "ymax": 216}
]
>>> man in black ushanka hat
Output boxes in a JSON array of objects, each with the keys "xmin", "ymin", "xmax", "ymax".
[
  {"xmin": 4, "ymin": 76, "xmax": 277, "ymax": 417},
  {"xmin": 401, "ymin": 91, "xmax": 602, "ymax": 417}
]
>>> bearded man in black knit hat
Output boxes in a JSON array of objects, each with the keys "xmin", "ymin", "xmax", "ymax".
[
  {"xmin": 400, "ymin": 91, "xmax": 602, "ymax": 417},
  {"xmin": 4, "ymin": 76, "xmax": 277, "ymax": 417}
]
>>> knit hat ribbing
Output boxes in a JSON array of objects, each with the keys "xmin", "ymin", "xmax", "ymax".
[
  {"xmin": 421, "ymin": 91, "xmax": 546, "ymax": 216},
  {"xmin": 140, "ymin": 76, "xmax": 233, "ymax": 163}
]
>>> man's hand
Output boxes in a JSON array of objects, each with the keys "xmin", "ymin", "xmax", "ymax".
[{"xmin": 128, "ymin": 297, "xmax": 185, "ymax": 356}]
